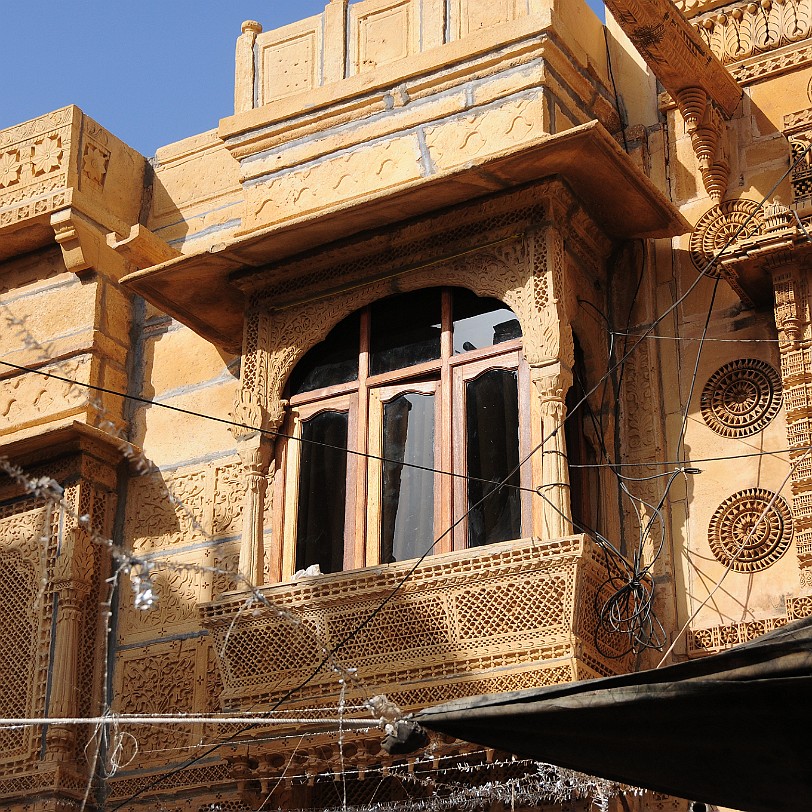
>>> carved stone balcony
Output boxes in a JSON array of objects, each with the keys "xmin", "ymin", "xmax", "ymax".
[{"xmin": 200, "ymin": 535, "xmax": 632, "ymax": 715}]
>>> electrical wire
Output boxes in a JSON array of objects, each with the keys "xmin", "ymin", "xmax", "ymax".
[
  {"xmin": 0, "ymin": 357, "xmax": 539, "ymax": 498},
  {"xmin": 655, "ymin": 448, "xmax": 810, "ymax": 667},
  {"xmin": 611, "ymin": 331, "xmax": 780, "ymax": 343}
]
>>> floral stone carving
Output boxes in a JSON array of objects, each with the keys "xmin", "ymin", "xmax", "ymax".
[
  {"xmin": 700, "ymin": 359, "xmax": 782, "ymax": 438},
  {"xmin": 708, "ymin": 489, "xmax": 793, "ymax": 572}
]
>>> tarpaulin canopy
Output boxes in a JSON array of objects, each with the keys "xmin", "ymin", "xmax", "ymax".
[{"xmin": 412, "ymin": 615, "xmax": 812, "ymax": 812}]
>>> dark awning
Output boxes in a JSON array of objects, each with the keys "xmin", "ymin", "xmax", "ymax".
[{"xmin": 413, "ymin": 615, "xmax": 812, "ymax": 812}]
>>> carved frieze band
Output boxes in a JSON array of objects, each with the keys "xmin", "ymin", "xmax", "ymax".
[
  {"xmin": 0, "ymin": 106, "xmax": 113, "ymax": 231},
  {"xmin": 693, "ymin": 0, "xmax": 812, "ymax": 65},
  {"xmin": 688, "ymin": 594, "xmax": 811, "ymax": 655}
]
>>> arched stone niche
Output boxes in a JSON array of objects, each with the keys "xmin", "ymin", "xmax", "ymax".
[{"xmin": 238, "ymin": 180, "xmax": 610, "ymax": 434}]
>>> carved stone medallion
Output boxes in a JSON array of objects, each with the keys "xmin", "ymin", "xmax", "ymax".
[
  {"xmin": 708, "ymin": 489, "xmax": 793, "ymax": 573},
  {"xmin": 700, "ymin": 359, "xmax": 782, "ymax": 438},
  {"xmin": 689, "ymin": 199, "xmax": 764, "ymax": 276}
]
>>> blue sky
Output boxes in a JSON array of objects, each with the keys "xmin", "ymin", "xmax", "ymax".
[{"xmin": 1, "ymin": 1, "xmax": 604, "ymax": 158}]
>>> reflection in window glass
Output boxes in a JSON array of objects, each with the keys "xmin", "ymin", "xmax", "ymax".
[
  {"xmin": 288, "ymin": 313, "xmax": 360, "ymax": 395},
  {"xmin": 381, "ymin": 393, "xmax": 435, "ymax": 563},
  {"xmin": 370, "ymin": 289, "xmax": 441, "ymax": 375},
  {"xmin": 296, "ymin": 410, "xmax": 349, "ymax": 573},
  {"xmin": 453, "ymin": 289, "xmax": 521, "ymax": 354},
  {"xmin": 466, "ymin": 369, "xmax": 521, "ymax": 546}
]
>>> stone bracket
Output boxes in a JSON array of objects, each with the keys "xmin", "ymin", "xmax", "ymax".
[
  {"xmin": 106, "ymin": 223, "xmax": 181, "ymax": 270},
  {"xmin": 50, "ymin": 207, "xmax": 123, "ymax": 278},
  {"xmin": 675, "ymin": 87, "xmax": 730, "ymax": 202}
]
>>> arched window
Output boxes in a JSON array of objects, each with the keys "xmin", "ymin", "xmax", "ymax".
[{"xmin": 277, "ymin": 287, "xmax": 529, "ymax": 576}]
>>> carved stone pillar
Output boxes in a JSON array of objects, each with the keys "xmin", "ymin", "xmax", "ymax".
[
  {"xmin": 44, "ymin": 581, "xmax": 89, "ymax": 761},
  {"xmin": 236, "ymin": 440, "xmax": 272, "ymax": 586},
  {"xmin": 769, "ymin": 254, "xmax": 812, "ymax": 583},
  {"xmin": 533, "ymin": 364, "xmax": 573, "ymax": 540},
  {"xmin": 232, "ymin": 390, "xmax": 273, "ymax": 587}
]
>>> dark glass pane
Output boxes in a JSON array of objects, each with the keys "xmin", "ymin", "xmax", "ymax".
[
  {"xmin": 288, "ymin": 313, "xmax": 360, "ymax": 395},
  {"xmin": 452, "ymin": 288, "xmax": 521, "ymax": 354},
  {"xmin": 466, "ymin": 369, "xmax": 521, "ymax": 546},
  {"xmin": 370, "ymin": 289, "xmax": 441, "ymax": 375},
  {"xmin": 296, "ymin": 410, "xmax": 348, "ymax": 574},
  {"xmin": 381, "ymin": 393, "xmax": 435, "ymax": 563}
]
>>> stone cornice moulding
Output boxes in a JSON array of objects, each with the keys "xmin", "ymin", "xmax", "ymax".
[
  {"xmin": 120, "ymin": 122, "xmax": 688, "ymax": 353},
  {"xmin": 221, "ymin": 12, "xmax": 618, "ymax": 165}
]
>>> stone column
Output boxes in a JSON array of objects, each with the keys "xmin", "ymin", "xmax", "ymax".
[
  {"xmin": 533, "ymin": 364, "xmax": 573, "ymax": 540},
  {"xmin": 324, "ymin": 0, "xmax": 349, "ymax": 83},
  {"xmin": 45, "ymin": 581, "xmax": 89, "ymax": 761},
  {"xmin": 232, "ymin": 389, "xmax": 273, "ymax": 587},
  {"xmin": 236, "ymin": 439, "xmax": 272, "ymax": 587},
  {"xmin": 769, "ymin": 249, "xmax": 812, "ymax": 585},
  {"xmin": 235, "ymin": 20, "xmax": 262, "ymax": 113}
]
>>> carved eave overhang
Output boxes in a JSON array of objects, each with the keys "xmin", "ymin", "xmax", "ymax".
[
  {"xmin": 121, "ymin": 121, "xmax": 688, "ymax": 352},
  {"xmin": 718, "ymin": 216, "xmax": 812, "ymax": 306},
  {"xmin": 0, "ymin": 420, "xmax": 135, "ymax": 471}
]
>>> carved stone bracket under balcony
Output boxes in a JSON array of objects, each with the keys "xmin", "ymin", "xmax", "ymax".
[
  {"xmin": 675, "ymin": 87, "xmax": 731, "ymax": 202},
  {"xmin": 200, "ymin": 535, "xmax": 633, "ymax": 718}
]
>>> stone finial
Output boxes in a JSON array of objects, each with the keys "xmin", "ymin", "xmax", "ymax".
[
  {"xmin": 241, "ymin": 20, "xmax": 262, "ymax": 35},
  {"xmin": 763, "ymin": 199, "xmax": 794, "ymax": 233},
  {"xmin": 676, "ymin": 87, "xmax": 707, "ymax": 134}
]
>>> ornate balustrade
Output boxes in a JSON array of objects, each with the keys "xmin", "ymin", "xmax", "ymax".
[{"xmin": 200, "ymin": 535, "xmax": 632, "ymax": 716}]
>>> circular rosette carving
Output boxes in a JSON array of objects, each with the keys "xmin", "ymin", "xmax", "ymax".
[
  {"xmin": 700, "ymin": 359, "xmax": 782, "ymax": 438},
  {"xmin": 690, "ymin": 200, "xmax": 764, "ymax": 277},
  {"xmin": 708, "ymin": 489, "xmax": 793, "ymax": 573}
]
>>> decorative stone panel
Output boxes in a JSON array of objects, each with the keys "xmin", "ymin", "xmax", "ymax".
[
  {"xmin": 0, "ymin": 106, "xmax": 144, "ymax": 250},
  {"xmin": 689, "ymin": 199, "xmax": 765, "ymax": 278},
  {"xmin": 0, "ymin": 432, "xmax": 122, "ymax": 807},
  {"xmin": 700, "ymin": 359, "xmax": 783, "ymax": 438},
  {"xmin": 200, "ymin": 535, "xmax": 633, "ymax": 714},
  {"xmin": 708, "ymin": 489, "xmax": 794, "ymax": 573}
]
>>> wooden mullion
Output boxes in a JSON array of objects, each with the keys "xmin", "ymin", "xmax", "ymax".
[{"xmin": 354, "ymin": 309, "xmax": 371, "ymax": 569}]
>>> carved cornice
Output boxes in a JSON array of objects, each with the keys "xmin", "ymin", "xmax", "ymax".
[
  {"xmin": 674, "ymin": 0, "xmax": 736, "ymax": 18},
  {"xmin": 604, "ymin": 0, "xmax": 742, "ymax": 115},
  {"xmin": 693, "ymin": 0, "xmax": 812, "ymax": 66},
  {"xmin": 0, "ymin": 105, "xmax": 146, "ymax": 265}
]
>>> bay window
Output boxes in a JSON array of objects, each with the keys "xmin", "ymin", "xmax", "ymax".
[{"xmin": 278, "ymin": 287, "xmax": 530, "ymax": 576}]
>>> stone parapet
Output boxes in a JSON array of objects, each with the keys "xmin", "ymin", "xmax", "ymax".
[{"xmin": 234, "ymin": 0, "xmax": 608, "ymax": 113}]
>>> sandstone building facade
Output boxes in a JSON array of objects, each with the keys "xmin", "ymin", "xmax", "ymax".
[{"xmin": 0, "ymin": 0, "xmax": 810, "ymax": 810}]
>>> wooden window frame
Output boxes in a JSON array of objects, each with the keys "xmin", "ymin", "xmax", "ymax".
[{"xmin": 276, "ymin": 289, "xmax": 530, "ymax": 580}]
